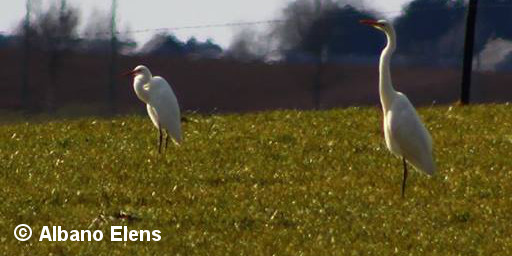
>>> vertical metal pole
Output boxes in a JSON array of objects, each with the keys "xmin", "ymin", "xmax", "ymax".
[
  {"xmin": 460, "ymin": 0, "xmax": 478, "ymax": 105},
  {"xmin": 313, "ymin": 46, "xmax": 326, "ymax": 110},
  {"xmin": 60, "ymin": 0, "xmax": 66, "ymax": 13},
  {"xmin": 109, "ymin": 0, "xmax": 118, "ymax": 114},
  {"xmin": 312, "ymin": 0, "xmax": 322, "ymax": 110},
  {"xmin": 21, "ymin": 0, "xmax": 31, "ymax": 111}
]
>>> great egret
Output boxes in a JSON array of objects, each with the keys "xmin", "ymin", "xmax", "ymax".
[
  {"xmin": 124, "ymin": 65, "xmax": 182, "ymax": 153},
  {"xmin": 360, "ymin": 19, "xmax": 435, "ymax": 197}
]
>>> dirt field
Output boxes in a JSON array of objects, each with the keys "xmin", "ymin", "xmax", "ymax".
[{"xmin": 1, "ymin": 48, "xmax": 511, "ymax": 114}]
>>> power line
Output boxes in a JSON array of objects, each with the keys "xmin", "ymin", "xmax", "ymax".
[
  {"xmin": 83, "ymin": 3, "xmax": 512, "ymax": 37},
  {"xmin": 3, "ymin": 3, "xmax": 512, "ymax": 38},
  {"xmin": 104, "ymin": 19, "xmax": 287, "ymax": 36}
]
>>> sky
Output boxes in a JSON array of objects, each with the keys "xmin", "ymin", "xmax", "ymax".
[{"xmin": 0, "ymin": 0, "xmax": 412, "ymax": 48}]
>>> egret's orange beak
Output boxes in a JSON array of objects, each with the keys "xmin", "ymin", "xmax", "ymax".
[
  {"xmin": 121, "ymin": 70, "xmax": 133, "ymax": 77},
  {"xmin": 122, "ymin": 70, "xmax": 139, "ymax": 77},
  {"xmin": 360, "ymin": 19, "xmax": 383, "ymax": 28}
]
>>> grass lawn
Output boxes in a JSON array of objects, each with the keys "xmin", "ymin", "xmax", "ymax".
[{"xmin": 1, "ymin": 104, "xmax": 512, "ymax": 255}]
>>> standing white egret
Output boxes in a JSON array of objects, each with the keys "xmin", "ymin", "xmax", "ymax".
[
  {"xmin": 360, "ymin": 19, "xmax": 435, "ymax": 197},
  {"xmin": 124, "ymin": 65, "xmax": 182, "ymax": 153}
]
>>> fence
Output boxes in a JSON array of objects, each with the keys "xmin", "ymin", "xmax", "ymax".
[{"xmin": 2, "ymin": 0, "xmax": 511, "ymax": 116}]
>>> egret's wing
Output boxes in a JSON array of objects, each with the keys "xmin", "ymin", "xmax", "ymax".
[
  {"xmin": 146, "ymin": 104, "xmax": 159, "ymax": 129},
  {"xmin": 389, "ymin": 93, "xmax": 435, "ymax": 175},
  {"xmin": 147, "ymin": 76, "xmax": 182, "ymax": 143}
]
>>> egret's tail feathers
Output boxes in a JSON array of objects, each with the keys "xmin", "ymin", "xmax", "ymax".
[
  {"xmin": 421, "ymin": 162, "xmax": 436, "ymax": 176},
  {"xmin": 410, "ymin": 157, "xmax": 436, "ymax": 176},
  {"xmin": 171, "ymin": 132, "xmax": 182, "ymax": 145}
]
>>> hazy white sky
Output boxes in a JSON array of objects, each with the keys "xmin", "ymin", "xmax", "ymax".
[{"xmin": 0, "ymin": 0, "xmax": 411, "ymax": 48}]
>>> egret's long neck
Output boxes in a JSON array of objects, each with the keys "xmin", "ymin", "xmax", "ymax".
[
  {"xmin": 133, "ymin": 75, "xmax": 151, "ymax": 103},
  {"xmin": 379, "ymin": 28, "xmax": 397, "ymax": 111}
]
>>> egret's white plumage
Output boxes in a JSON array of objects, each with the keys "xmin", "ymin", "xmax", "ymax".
[
  {"xmin": 361, "ymin": 19, "xmax": 435, "ymax": 197},
  {"xmin": 128, "ymin": 65, "xmax": 182, "ymax": 152}
]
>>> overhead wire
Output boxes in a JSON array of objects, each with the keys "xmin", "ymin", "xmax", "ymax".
[{"xmin": 0, "ymin": 3, "xmax": 510, "ymax": 38}]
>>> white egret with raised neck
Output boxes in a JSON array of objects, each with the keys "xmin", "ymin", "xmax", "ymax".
[{"xmin": 360, "ymin": 19, "xmax": 436, "ymax": 197}]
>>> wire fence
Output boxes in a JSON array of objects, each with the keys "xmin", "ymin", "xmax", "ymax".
[
  {"xmin": 2, "ymin": 0, "xmax": 512, "ymax": 116},
  {"xmin": 2, "ymin": 2, "xmax": 511, "ymax": 39}
]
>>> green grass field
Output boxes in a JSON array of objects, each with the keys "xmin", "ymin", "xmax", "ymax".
[{"xmin": 1, "ymin": 104, "xmax": 512, "ymax": 255}]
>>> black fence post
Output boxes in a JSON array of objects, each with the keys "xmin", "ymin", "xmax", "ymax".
[
  {"xmin": 460, "ymin": 0, "xmax": 478, "ymax": 105},
  {"xmin": 109, "ymin": 0, "xmax": 118, "ymax": 114},
  {"xmin": 21, "ymin": 0, "xmax": 31, "ymax": 111}
]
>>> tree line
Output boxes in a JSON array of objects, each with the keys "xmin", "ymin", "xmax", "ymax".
[
  {"xmin": 231, "ymin": 0, "xmax": 512, "ymax": 69},
  {"xmin": 2, "ymin": 0, "xmax": 512, "ymax": 67}
]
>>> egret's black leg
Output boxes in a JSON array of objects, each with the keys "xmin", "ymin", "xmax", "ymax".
[
  {"xmin": 402, "ymin": 157, "xmax": 408, "ymax": 198},
  {"xmin": 164, "ymin": 132, "xmax": 169, "ymax": 152},
  {"xmin": 158, "ymin": 124, "xmax": 163, "ymax": 154}
]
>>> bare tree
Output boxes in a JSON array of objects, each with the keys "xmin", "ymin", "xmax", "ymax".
[
  {"xmin": 18, "ymin": 0, "xmax": 80, "ymax": 112},
  {"xmin": 272, "ymin": 0, "xmax": 373, "ymax": 54},
  {"xmin": 81, "ymin": 8, "xmax": 136, "ymax": 54},
  {"xmin": 394, "ymin": 0, "xmax": 466, "ymax": 64},
  {"xmin": 269, "ymin": 0, "xmax": 377, "ymax": 108},
  {"xmin": 226, "ymin": 28, "xmax": 269, "ymax": 62}
]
